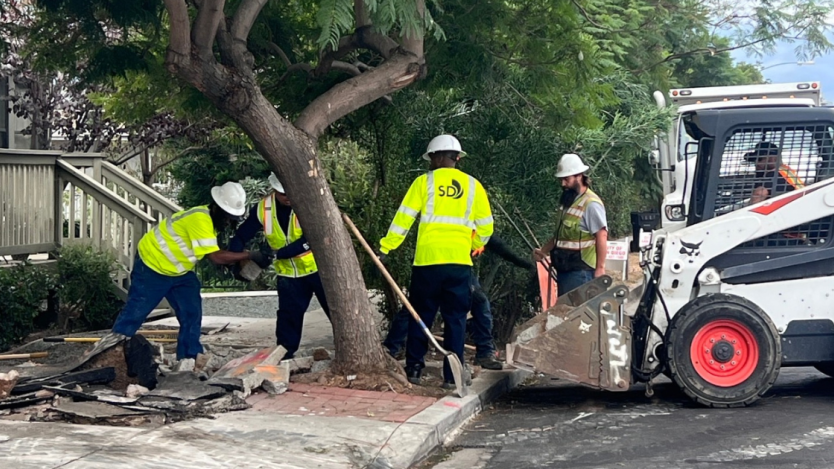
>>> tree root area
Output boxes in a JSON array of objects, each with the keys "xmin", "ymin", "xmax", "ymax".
[{"xmin": 291, "ymin": 367, "xmax": 450, "ymax": 399}]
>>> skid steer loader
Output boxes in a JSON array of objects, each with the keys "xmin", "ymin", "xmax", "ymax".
[{"xmin": 508, "ymin": 106, "xmax": 834, "ymax": 407}]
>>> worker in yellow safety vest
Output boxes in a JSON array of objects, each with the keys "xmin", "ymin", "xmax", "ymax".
[
  {"xmin": 229, "ymin": 173, "xmax": 331, "ymax": 359},
  {"xmin": 378, "ymin": 134, "xmax": 494, "ymax": 389},
  {"xmin": 534, "ymin": 153, "xmax": 608, "ymax": 296},
  {"xmin": 109, "ymin": 182, "xmax": 272, "ymax": 359},
  {"xmin": 746, "ymin": 141, "xmax": 805, "ymax": 205}
]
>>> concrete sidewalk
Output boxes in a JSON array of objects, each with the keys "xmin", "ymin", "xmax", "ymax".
[{"xmin": 1, "ymin": 304, "xmax": 529, "ymax": 469}]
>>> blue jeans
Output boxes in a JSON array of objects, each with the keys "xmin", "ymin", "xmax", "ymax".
[
  {"xmin": 112, "ymin": 255, "xmax": 203, "ymax": 359},
  {"xmin": 383, "ymin": 270, "xmax": 494, "ymax": 359},
  {"xmin": 557, "ymin": 269, "xmax": 594, "ymax": 297}
]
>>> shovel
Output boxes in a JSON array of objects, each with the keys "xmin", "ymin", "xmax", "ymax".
[{"xmin": 342, "ymin": 213, "xmax": 468, "ymax": 398}]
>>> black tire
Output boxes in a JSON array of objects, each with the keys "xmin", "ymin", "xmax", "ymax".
[
  {"xmin": 814, "ymin": 363, "xmax": 834, "ymax": 378},
  {"xmin": 666, "ymin": 293, "xmax": 780, "ymax": 408}
]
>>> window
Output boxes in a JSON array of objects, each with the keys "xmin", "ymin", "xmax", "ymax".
[{"xmin": 713, "ymin": 124, "xmax": 834, "ymax": 247}]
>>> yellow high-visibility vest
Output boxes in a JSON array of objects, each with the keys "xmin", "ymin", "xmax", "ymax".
[
  {"xmin": 380, "ymin": 168, "xmax": 494, "ymax": 266},
  {"xmin": 138, "ymin": 206, "xmax": 219, "ymax": 276},
  {"xmin": 555, "ymin": 189, "xmax": 604, "ymax": 270},
  {"xmin": 257, "ymin": 194, "xmax": 318, "ymax": 278}
]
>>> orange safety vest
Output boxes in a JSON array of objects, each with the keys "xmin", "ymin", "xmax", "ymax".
[{"xmin": 778, "ymin": 164, "xmax": 805, "ymax": 189}]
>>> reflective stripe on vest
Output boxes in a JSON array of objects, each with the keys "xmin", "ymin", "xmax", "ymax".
[
  {"xmin": 779, "ymin": 164, "xmax": 805, "ymax": 189},
  {"xmin": 143, "ymin": 206, "xmax": 214, "ymax": 275},
  {"xmin": 257, "ymin": 195, "xmax": 317, "ymax": 278},
  {"xmin": 420, "ymin": 171, "xmax": 477, "ymax": 229},
  {"xmin": 555, "ymin": 189, "xmax": 603, "ymax": 269}
]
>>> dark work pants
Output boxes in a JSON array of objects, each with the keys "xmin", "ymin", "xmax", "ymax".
[
  {"xmin": 385, "ymin": 272, "xmax": 494, "ymax": 359},
  {"xmin": 276, "ymin": 272, "xmax": 331, "ymax": 358},
  {"xmin": 112, "ymin": 255, "xmax": 203, "ymax": 359},
  {"xmin": 405, "ymin": 264, "xmax": 472, "ymax": 382}
]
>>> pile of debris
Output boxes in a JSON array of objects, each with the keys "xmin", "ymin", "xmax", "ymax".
[{"xmin": 0, "ymin": 335, "xmax": 305, "ymax": 426}]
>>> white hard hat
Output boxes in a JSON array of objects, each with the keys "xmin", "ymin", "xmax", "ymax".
[
  {"xmin": 422, "ymin": 134, "xmax": 467, "ymax": 161},
  {"xmin": 555, "ymin": 153, "xmax": 590, "ymax": 178},
  {"xmin": 210, "ymin": 181, "xmax": 247, "ymax": 217},
  {"xmin": 268, "ymin": 172, "xmax": 285, "ymax": 193}
]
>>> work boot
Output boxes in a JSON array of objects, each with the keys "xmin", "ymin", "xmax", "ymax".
[
  {"xmin": 474, "ymin": 355, "xmax": 503, "ymax": 370},
  {"xmin": 405, "ymin": 366, "xmax": 422, "ymax": 385}
]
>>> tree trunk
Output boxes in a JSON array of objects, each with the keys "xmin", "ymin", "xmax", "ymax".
[{"xmin": 215, "ymin": 83, "xmax": 391, "ymax": 375}]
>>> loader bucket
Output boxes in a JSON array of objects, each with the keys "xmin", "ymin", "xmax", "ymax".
[{"xmin": 507, "ymin": 276, "xmax": 633, "ymax": 392}]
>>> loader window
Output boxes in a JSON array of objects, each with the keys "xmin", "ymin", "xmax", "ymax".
[{"xmin": 714, "ymin": 124, "xmax": 834, "ymax": 248}]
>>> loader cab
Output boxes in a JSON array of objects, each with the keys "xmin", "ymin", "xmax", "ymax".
[{"xmin": 684, "ymin": 107, "xmax": 834, "ymax": 283}]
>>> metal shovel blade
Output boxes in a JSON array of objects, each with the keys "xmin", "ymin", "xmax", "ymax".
[{"xmin": 445, "ymin": 351, "xmax": 468, "ymax": 398}]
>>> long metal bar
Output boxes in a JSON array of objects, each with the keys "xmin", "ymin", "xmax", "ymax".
[{"xmin": 493, "ymin": 200, "xmax": 558, "ymax": 284}]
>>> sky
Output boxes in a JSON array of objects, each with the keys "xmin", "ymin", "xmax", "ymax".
[{"xmin": 731, "ymin": 39, "xmax": 834, "ymax": 103}]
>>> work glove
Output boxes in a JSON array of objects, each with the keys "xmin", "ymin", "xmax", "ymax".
[
  {"xmin": 376, "ymin": 251, "xmax": 388, "ymax": 265},
  {"xmin": 248, "ymin": 250, "xmax": 273, "ymax": 269}
]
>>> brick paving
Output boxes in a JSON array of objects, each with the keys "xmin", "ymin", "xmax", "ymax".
[{"xmin": 247, "ymin": 383, "xmax": 438, "ymax": 423}]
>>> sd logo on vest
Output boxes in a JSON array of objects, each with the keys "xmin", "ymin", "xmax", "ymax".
[{"xmin": 438, "ymin": 179, "xmax": 464, "ymax": 199}]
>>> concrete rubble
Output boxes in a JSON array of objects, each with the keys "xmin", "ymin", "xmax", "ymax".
[{"xmin": 0, "ymin": 333, "xmax": 296, "ymax": 425}]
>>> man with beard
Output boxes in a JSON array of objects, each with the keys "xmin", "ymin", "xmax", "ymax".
[
  {"xmin": 746, "ymin": 141, "xmax": 804, "ymax": 204},
  {"xmin": 108, "ymin": 182, "xmax": 272, "ymax": 359},
  {"xmin": 533, "ymin": 153, "xmax": 608, "ymax": 295}
]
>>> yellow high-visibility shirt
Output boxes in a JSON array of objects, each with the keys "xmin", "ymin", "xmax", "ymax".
[
  {"xmin": 138, "ymin": 206, "xmax": 219, "ymax": 276},
  {"xmin": 380, "ymin": 168, "xmax": 493, "ymax": 266}
]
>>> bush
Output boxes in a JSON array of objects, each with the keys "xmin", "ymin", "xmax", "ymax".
[
  {"xmin": 0, "ymin": 262, "xmax": 55, "ymax": 351},
  {"xmin": 56, "ymin": 244, "xmax": 124, "ymax": 330}
]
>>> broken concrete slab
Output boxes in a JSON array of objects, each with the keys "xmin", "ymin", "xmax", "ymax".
[
  {"xmin": 53, "ymin": 401, "xmax": 146, "ymax": 419},
  {"xmin": 258, "ymin": 362, "xmax": 290, "ymax": 395},
  {"xmin": 283, "ymin": 356, "xmax": 314, "ymax": 373},
  {"xmin": 0, "ymin": 391, "xmax": 53, "ymax": 410},
  {"xmin": 210, "ymin": 346, "xmax": 288, "ymax": 380},
  {"xmin": 12, "ymin": 367, "xmax": 116, "ymax": 395},
  {"xmin": 148, "ymin": 372, "xmax": 227, "ymax": 402},
  {"xmin": 311, "ymin": 359, "xmax": 331, "ymax": 374},
  {"xmin": 0, "ymin": 370, "xmax": 20, "ymax": 399}
]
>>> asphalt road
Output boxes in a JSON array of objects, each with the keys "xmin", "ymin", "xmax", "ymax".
[{"xmin": 425, "ymin": 368, "xmax": 834, "ymax": 469}]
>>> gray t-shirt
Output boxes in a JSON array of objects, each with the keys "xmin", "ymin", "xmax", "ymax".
[{"xmin": 580, "ymin": 201, "xmax": 607, "ymax": 234}]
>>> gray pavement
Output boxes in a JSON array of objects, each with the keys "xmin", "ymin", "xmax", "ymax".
[
  {"xmin": 425, "ymin": 367, "xmax": 834, "ymax": 469},
  {"xmin": 1, "ymin": 292, "xmax": 528, "ymax": 469}
]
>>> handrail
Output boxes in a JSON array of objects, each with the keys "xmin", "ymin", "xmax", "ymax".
[
  {"xmin": 56, "ymin": 159, "xmax": 155, "ymax": 225},
  {"xmin": 101, "ymin": 161, "xmax": 182, "ymax": 215}
]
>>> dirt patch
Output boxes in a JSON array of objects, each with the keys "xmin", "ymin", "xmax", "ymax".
[{"xmin": 79, "ymin": 344, "xmax": 139, "ymax": 391}]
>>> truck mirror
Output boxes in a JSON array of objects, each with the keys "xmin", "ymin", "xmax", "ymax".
[{"xmin": 649, "ymin": 149, "xmax": 660, "ymax": 166}]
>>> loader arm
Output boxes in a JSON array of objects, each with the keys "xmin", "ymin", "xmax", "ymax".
[{"xmin": 656, "ymin": 176, "xmax": 834, "ymax": 314}]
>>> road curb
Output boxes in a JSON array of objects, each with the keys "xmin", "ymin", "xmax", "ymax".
[{"xmin": 376, "ymin": 368, "xmax": 531, "ymax": 468}]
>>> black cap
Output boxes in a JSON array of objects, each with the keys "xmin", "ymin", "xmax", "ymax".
[{"xmin": 744, "ymin": 142, "xmax": 780, "ymax": 162}]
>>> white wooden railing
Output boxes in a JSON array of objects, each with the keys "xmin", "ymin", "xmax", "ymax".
[{"xmin": 0, "ymin": 150, "xmax": 181, "ymax": 300}]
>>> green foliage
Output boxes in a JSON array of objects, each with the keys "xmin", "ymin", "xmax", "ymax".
[
  {"xmin": 0, "ymin": 263, "xmax": 55, "ymax": 351},
  {"xmin": 56, "ymin": 244, "xmax": 124, "ymax": 330}
]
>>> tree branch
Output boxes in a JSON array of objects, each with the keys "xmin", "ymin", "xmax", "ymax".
[
  {"xmin": 231, "ymin": 0, "xmax": 268, "ymax": 42},
  {"xmin": 400, "ymin": 0, "xmax": 424, "ymax": 57},
  {"xmin": 163, "ymin": 0, "xmax": 192, "ymax": 67},
  {"xmin": 331, "ymin": 60, "xmax": 361, "ymax": 76},
  {"xmin": 267, "ymin": 41, "xmax": 293, "ymax": 68},
  {"xmin": 192, "ymin": 0, "xmax": 226, "ymax": 60},
  {"xmin": 632, "ymin": 37, "xmax": 771, "ymax": 73},
  {"xmin": 355, "ymin": 0, "xmax": 370, "ymax": 28},
  {"xmin": 295, "ymin": 51, "xmax": 424, "ymax": 139}
]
